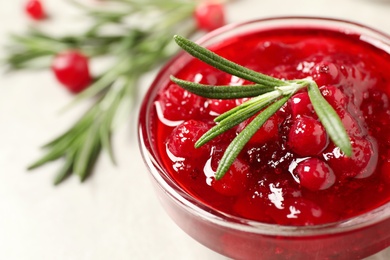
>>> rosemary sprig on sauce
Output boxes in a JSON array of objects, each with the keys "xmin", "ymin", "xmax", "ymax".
[{"xmin": 171, "ymin": 35, "xmax": 352, "ymax": 180}]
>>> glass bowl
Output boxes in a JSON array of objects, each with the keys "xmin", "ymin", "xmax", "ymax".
[{"xmin": 138, "ymin": 17, "xmax": 390, "ymax": 260}]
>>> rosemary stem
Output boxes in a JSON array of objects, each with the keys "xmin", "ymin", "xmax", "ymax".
[
  {"xmin": 170, "ymin": 36, "xmax": 352, "ymax": 180},
  {"xmin": 215, "ymin": 95, "xmax": 291, "ymax": 179}
]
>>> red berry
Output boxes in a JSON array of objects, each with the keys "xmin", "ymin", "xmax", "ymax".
[
  {"xmin": 159, "ymin": 83, "xmax": 208, "ymax": 121},
  {"xmin": 25, "ymin": 0, "xmax": 46, "ymax": 20},
  {"xmin": 310, "ymin": 61, "xmax": 340, "ymax": 87},
  {"xmin": 289, "ymin": 92, "xmax": 315, "ymax": 118},
  {"xmin": 211, "ymin": 158, "xmax": 250, "ymax": 196},
  {"xmin": 51, "ymin": 50, "xmax": 92, "ymax": 93},
  {"xmin": 287, "ymin": 116, "xmax": 329, "ymax": 156},
  {"xmin": 323, "ymin": 136, "xmax": 378, "ymax": 179},
  {"xmin": 208, "ymin": 99, "xmax": 238, "ymax": 115},
  {"xmin": 194, "ymin": 1, "xmax": 225, "ymax": 32},
  {"xmin": 294, "ymin": 158, "xmax": 335, "ymax": 191},
  {"xmin": 237, "ymin": 113, "xmax": 280, "ymax": 145},
  {"xmin": 166, "ymin": 120, "xmax": 210, "ymax": 159},
  {"xmin": 320, "ymin": 85, "xmax": 347, "ymax": 111}
]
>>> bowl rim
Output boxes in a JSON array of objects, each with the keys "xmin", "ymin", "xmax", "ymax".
[{"xmin": 138, "ymin": 16, "xmax": 390, "ymax": 237}]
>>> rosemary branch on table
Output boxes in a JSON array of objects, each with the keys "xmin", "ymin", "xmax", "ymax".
[
  {"xmin": 3, "ymin": 0, "xmax": 198, "ymax": 185},
  {"xmin": 170, "ymin": 35, "xmax": 352, "ymax": 180}
]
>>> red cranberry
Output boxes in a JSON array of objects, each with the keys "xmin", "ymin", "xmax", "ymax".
[
  {"xmin": 311, "ymin": 62, "xmax": 340, "ymax": 86},
  {"xmin": 289, "ymin": 92, "xmax": 315, "ymax": 118},
  {"xmin": 211, "ymin": 158, "xmax": 250, "ymax": 196},
  {"xmin": 166, "ymin": 120, "xmax": 210, "ymax": 159},
  {"xmin": 323, "ymin": 136, "xmax": 378, "ymax": 179},
  {"xmin": 194, "ymin": 1, "xmax": 225, "ymax": 32},
  {"xmin": 287, "ymin": 116, "xmax": 329, "ymax": 156},
  {"xmin": 208, "ymin": 98, "xmax": 238, "ymax": 115},
  {"xmin": 159, "ymin": 84, "xmax": 208, "ymax": 121},
  {"xmin": 320, "ymin": 85, "xmax": 348, "ymax": 111},
  {"xmin": 294, "ymin": 158, "xmax": 336, "ymax": 191},
  {"xmin": 25, "ymin": 0, "xmax": 46, "ymax": 20},
  {"xmin": 51, "ymin": 50, "xmax": 92, "ymax": 93},
  {"xmin": 237, "ymin": 113, "xmax": 280, "ymax": 145}
]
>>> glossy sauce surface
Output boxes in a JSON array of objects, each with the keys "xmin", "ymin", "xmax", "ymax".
[{"xmin": 153, "ymin": 28, "xmax": 390, "ymax": 226}]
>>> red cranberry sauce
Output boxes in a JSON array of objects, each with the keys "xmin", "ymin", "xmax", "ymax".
[{"xmin": 153, "ymin": 28, "xmax": 390, "ymax": 226}]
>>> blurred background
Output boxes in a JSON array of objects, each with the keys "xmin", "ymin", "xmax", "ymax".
[{"xmin": 0, "ymin": 0, "xmax": 390, "ymax": 259}]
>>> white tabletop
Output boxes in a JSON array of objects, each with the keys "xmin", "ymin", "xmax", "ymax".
[{"xmin": 1, "ymin": 0, "xmax": 390, "ymax": 259}]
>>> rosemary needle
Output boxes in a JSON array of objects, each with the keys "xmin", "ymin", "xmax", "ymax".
[{"xmin": 171, "ymin": 35, "xmax": 351, "ymax": 180}]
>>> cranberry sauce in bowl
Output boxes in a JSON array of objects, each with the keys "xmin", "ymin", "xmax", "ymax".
[{"xmin": 139, "ymin": 17, "xmax": 390, "ymax": 259}]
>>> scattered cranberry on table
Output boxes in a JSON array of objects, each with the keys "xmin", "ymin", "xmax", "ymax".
[
  {"xmin": 51, "ymin": 50, "xmax": 92, "ymax": 93},
  {"xmin": 25, "ymin": 0, "xmax": 46, "ymax": 20},
  {"xmin": 194, "ymin": 1, "xmax": 226, "ymax": 31}
]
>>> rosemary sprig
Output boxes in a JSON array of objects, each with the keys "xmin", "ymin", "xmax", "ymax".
[
  {"xmin": 3, "ymin": 0, "xmax": 197, "ymax": 185},
  {"xmin": 171, "ymin": 35, "xmax": 352, "ymax": 180}
]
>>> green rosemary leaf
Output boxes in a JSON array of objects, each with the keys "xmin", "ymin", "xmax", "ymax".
[
  {"xmin": 307, "ymin": 82, "xmax": 352, "ymax": 156},
  {"xmin": 215, "ymin": 95, "xmax": 290, "ymax": 180},
  {"xmin": 100, "ymin": 95, "xmax": 119, "ymax": 165},
  {"xmin": 195, "ymin": 90, "xmax": 282, "ymax": 147},
  {"xmin": 171, "ymin": 36, "xmax": 353, "ymax": 183},
  {"xmin": 64, "ymin": 62, "xmax": 126, "ymax": 109},
  {"xmin": 215, "ymin": 88, "xmax": 285, "ymax": 123},
  {"xmin": 100, "ymin": 124, "xmax": 116, "ymax": 165},
  {"xmin": 308, "ymin": 81, "xmax": 352, "ymax": 156},
  {"xmin": 43, "ymin": 107, "xmax": 97, "ymax": 148},
  {"xmin": 27, "ymin": 151, "xmax": 64, "ymax": 170},
  {"xmin": 27, "ymin": 131, "xmax": 84, "ymax": 169},
  {"xmin": 214, "ymin": 99, "xmax": 257, "ymax": 123},
  {"xmin": 2, "ymin": 0, "xmax": 199, "ymax": 185},
  {"xmin": 53, "ymin": 151, "xmax": 75, "ymax": 185},
  {"xmin": 74, "ymin": 125, "xmax": 102, "ymax": 181},
  {"xmin": 170, "ymin": 75, "xmax": 275, "ymax": 99},
  {"xmin": 195, "ymin": 116, "xmax": 246, "ymax": 148},
  {"xmin": 173, "ymin": 35, "xmax": 285, "ymax": 87}
]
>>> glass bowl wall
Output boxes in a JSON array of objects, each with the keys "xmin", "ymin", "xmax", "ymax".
[{"xmin": 138, "ymin": 17, "xmax": 390, "ymax": 260}]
